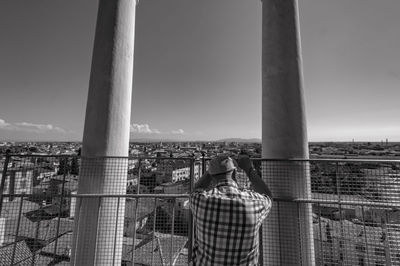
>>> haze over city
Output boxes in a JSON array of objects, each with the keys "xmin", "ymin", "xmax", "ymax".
[{"xmin": 0, "ymin": 0, "xmax": 399, "ymax": 142}]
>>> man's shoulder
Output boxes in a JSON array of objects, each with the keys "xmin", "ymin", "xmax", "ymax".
[
  {"xmin": 239, "ymin": 188, "xmax": 272, "ymax": 203},
  {"xmin": 189, "ymin": 188, "xmax": 215, "ymax": 202},
  {"xmin": 190, "ymin": 187, "xmax": 211, "ymax": 196},
  {"xmin": 191, "ymin": 187, "xmax": 269, "ymax": 199}
]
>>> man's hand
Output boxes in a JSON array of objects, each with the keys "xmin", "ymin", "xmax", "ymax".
[
  {"xmin": 236, "ymin": 154, "xmax": 273, "ymax": 199},
  {"xmin": 237, "ymin": 154, "xmax": 253, "ymax": 174}
]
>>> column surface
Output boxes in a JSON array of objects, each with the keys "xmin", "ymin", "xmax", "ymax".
[
  {"xmin": 71, "ymin": 0, "xmax": 136, "ymax": 265},
  {"xmin": 261, "ymin": 0, "xmax": 315, "ymax": 265}
]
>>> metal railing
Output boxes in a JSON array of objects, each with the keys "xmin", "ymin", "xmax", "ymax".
[
  {"xmin": 0, "ymin": 154, "xmax": 399, "ymax": 265},
  {"xmin": 258, "ymin": 158, "xmax": 400, "ymax": 266}
]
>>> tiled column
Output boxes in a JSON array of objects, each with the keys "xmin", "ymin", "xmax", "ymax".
[
  {"xmin": 261, "ymin": 0, "xmax": 315, "ymax": 265},
  {"xmin": 71, "ymin": 0, "xmax": 136, "ymax": 264}
]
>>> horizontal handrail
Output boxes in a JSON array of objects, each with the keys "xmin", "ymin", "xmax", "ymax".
[
  {"xmin": 252, "ymin": 158, "xmax": 400, "ymax": 163},
  {"xmin": 4, "ymin": 153, "xmax": 400, "ymax": 163},
  {"xmin": 5, "ymin": 154, "xmax": 197, "ymax": 160},
  {"xmin": 280, "ymin": 198, "xmax": 400, "ymax": 208},
  {"xmin": 3, "ymin": 193, "xmax": 400, "ymax": 208},
  {"xmin": 0, "ymin": 193, "xmax": 190, "ymax": 198}
]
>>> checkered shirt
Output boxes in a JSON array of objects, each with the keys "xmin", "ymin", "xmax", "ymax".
[{"xmin": 190, "ymin": 178, "xmax": 272, "ymax": 266}]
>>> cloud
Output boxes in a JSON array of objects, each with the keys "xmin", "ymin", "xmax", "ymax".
[
  {"xmin": 14, "ymin": 122, "xmax": 67, "ymax": 133},
  {"xmin": 0, "ymin": 119, "xmax": 10, "ymax": 128},
  {"xmin": 130, "ymin": 123, "xmax": 186, "ymax": 136},
  {"xmin": 0, "ymin": 118, "xmax": 67, "ymax": 133},
  {"xmin": 172, "ymin": 129, "xmax": 185, "ymax": 134},
  {"xmin": 130, "ymin": 123, "xmax": 160, "ymax": 134}
]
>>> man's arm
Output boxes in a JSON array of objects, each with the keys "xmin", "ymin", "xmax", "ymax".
[
  {"xmin": 247, "ymin": 168, "xmax": 273, "ymax": 199},
  {"xmin": 193, "ymin": 171, "xmax": 214, "ymax": 191},
  {"xmin": 237, "ymin": 155, "xmax": 273, "ymax": 199}
]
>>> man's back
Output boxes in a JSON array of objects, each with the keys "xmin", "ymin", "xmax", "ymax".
[{"xmin": 190, "ymin": 179, "xmax": 271, "ymax": 266}]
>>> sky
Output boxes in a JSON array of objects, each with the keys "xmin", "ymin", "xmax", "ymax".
[{"xmin": 0, "ymin": 0, "xmax": 399, "ymax": 142}]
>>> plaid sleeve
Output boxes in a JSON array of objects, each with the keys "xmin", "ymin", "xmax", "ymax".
[
  {"xmin": 189, "ymin": 191, "xmax": 202, "ymax": 214},
  {"xmin": 259, "ymin": 194, "xmax": 272, "ymax": 221},
  {"xmin": 245, "ymin": 190, "xmax": 272, "ymax": 222}
]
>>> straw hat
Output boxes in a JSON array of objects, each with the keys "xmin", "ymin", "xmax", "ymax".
[{"xmin": 208, "ymin": 155, "xmax": 237, "ymax": 175}]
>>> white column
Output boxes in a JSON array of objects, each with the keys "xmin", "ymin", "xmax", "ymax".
[
  {"xmin": 71, "ymin": 0, "xmax": 136, "ymax": 265},
  {"xmin": 261, "ymin": 0, "xmax": 315, "ymax": 265}
]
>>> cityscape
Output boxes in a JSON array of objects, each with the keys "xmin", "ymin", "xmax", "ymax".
[
  {"xmin": 1, "ymin": 140, "xmax": 400, "ymax": 159},
  {"xmin": 0, "ymin": 141, "xmax": 400, "ymax": 265}
]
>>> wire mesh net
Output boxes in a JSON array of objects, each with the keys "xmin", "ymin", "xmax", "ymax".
[
  {"xmin": 0, "ymin": 155, "xmax": 75, "ymax": 265},
  {"xmin": 258, "ymin": 159, "xmax": 400, "ymax": 266},
  {"xmin": 0, "ymin": 155, "xmax": 194, "ymax": 265},
  {"xmin": 123, "ymin": 157, "xmax": 194, "ymax": 266},
  {"xmin": 0, "ymin": 155, "xmax": 399, "ymax": 265},
  {"xmin": 309, "ymin": 160, "xmax": 400, "ymax": 266}
]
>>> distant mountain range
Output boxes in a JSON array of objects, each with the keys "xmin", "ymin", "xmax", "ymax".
[
  {"xmin": 129, "ymin": 137, "xmax": 262, "ymax": 143},
  {"xmin": 130, "ymin": 138, "xmax": 178, "ymax": 143},
  {"xmin": 216, "ymin": 138, "xmax": 261, "ymax": 143}
]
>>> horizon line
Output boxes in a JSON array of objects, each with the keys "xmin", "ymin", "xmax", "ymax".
[{"xmin": 1, "ymin": 139, "xmax": 400, "ymax": 144}]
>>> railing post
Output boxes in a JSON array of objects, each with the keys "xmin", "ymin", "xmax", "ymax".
[
  {"xmin": 151, "ymin": 197, "xmax": 158, "ymax": 266},
  {"xmin": 0, "ymin": 151, "xmax": 11, "ymax": 214},
  {"xmin": 361, "ymin": 206, "xmax": 370, "ymax": 265},
  {"xmin": 113, "ymin": 197, "xmax": 121, "ymax": 266},
  {"xmin": 170, "ymin": 198, "xmax": 176, "ymax": 266},
  {"xmin": 335, "ymin": 162, "xmax": 345, "ymax": 265},
  {"xmin": 383, "ymin": 211, "xmax": 392, "ymax": 266},
  {"xmin": 131, "ymin": 158, "xmax": 141, "ymax": 265},
  {"xmin": 317, "ymin": 202, "xmax": 324, "ymax": 266},
  {"xmin": 188, "ymin": 157, "xmax": 195, "ymax": 265},
  {"xmin": 201, "ymin": 152, "xmax": 206, "ymax": 175},
  {"xmin": 11, "ymin": 196, "xmax": 24, "ymax": 265},
  {"xmin": 53, "ymin": 157, "xmax": 68, "ymax": 260}
]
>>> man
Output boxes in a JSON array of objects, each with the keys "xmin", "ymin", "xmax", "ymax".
[{"xmin": 190, "ymin": 154, "xmax": 272, "ymax": 265}]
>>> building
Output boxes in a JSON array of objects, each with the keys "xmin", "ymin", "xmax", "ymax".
[
  {"xmin": 156, "ymin": 160, "xmax": 202, "ymax": 183},
  {"xmin": 0, "ymin": 168, "xmax": 34, "ymax": 202}
]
